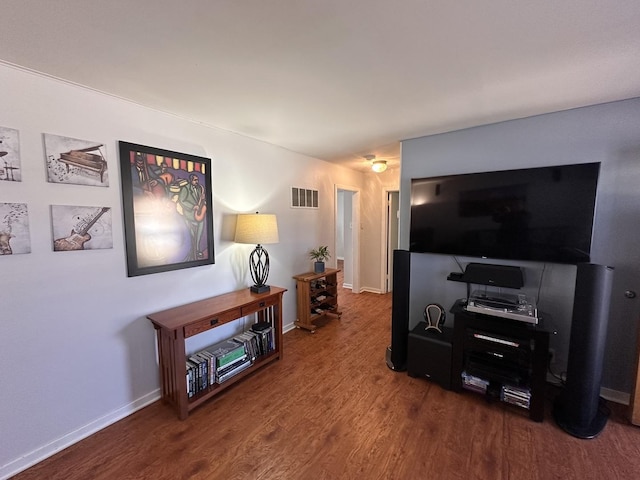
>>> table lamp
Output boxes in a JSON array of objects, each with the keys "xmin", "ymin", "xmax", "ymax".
[{"xmin": 234, "ymin": 213, "xmax": 279, "ymax": 293}]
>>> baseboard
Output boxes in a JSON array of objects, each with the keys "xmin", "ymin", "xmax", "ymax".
[
  {"xmin": 1, "ymin": 389, "xmax": 160, "ymax": 480},
  {"xmin": 360, "ymin": 287, "xmax": 383, "ymax": 294},
  {"xmin": 341, "ymin": 284, "xmax": 383, "ymax": 294},
  {"xmin": 545, "ymin": 374, "xmax": 630, "ymax": 406},
  {"xmin": 601, "ymin": 387, "xmax": 630, "ymax": 405},
  {"xmin": 283, "ymin": 322, "xmax": 296, "ymax": 334}
]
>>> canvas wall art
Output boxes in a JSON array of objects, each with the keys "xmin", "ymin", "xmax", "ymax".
[
  {"xmin": 51, "ymin": 205, "xmax": 113, "ymax": 251},
  {"xmin": 0, "ymin": 203, "xmax": 30, "ymax": 255},
  {"xmin": 0, "ymin": 126, "xmax": 21, "ymax": 182},
  {"xmin": 118, "ymin": 141, "xmax": 214, "ymax": 276},
  {"xmin": 44, "ymin": 133, "xmax": 109, "ymax": 187}
]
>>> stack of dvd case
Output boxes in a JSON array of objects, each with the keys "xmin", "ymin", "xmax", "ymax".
[
  {"xmin": 500, "ymin": 385, "xmax": 531, "ymax": 409},
  {"xmin": 461, "ymin": 371, "xmax": 489, "ymax": 394}
]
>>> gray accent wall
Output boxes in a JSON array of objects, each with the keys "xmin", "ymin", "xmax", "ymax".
[{"xmin": 400, "ymin": 97, "xmax": 640, "ymax": 394}]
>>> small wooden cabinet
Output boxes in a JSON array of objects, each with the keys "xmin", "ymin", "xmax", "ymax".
[
  {"xmin": 147, "ymin": 287, "xmax": 286, "ymax": 419},
  {"xmin": 293, "ymin": 268, "xmax": 342, "ymax": 333}
]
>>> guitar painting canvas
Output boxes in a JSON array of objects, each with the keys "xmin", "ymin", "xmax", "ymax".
[
  {"xmin": 118, "ymin": 141, "xmax": 214, "ymax": 276},
  {"xmin": 51, "ymin": 205, "xmax": 113, "ymax": 251},
  {"xmin": 0, "ymin": 203, "xmax": 30, "ymax": 255}
]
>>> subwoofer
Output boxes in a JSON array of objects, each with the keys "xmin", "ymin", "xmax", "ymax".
[
  {"xmin": 553, "ymin": 263, "xmax": 614, "ymax": 438},
  {"xmin": 386, "ymin": 249, "xmax": 411, "ymax": 371}
]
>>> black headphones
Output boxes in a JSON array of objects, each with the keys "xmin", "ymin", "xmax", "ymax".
[{"xmin": 424, "ymin": 303, "xmax": 446, "ymax": 333}]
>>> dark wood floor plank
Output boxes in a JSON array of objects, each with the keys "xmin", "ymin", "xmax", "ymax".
[{"xmin": 12, "ymin": 270, "xmax": 640, "ymax": 479}]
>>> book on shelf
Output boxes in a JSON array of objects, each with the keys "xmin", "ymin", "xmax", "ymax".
[
  {"xmin": 187, "ymin": 357, "xmax": 200, "ymax": 395},
  {"xmin": 243, "ymin": 330, "xmax": 263, "ymax": 359},
  {"xmin": 251, "ymin": 322, "xmax": 275, "ymax": 355},
  {"xmin": 198, "ymin": 350, "xmax": 216, "ymax": 385},
  {"xmin": 186, "ymin": 360, "xmax": 195, "ymax": 397},
  {"xmin": 186, "ymin": 359, "xmax": 204, "ymax": 397},
  {"xmin": 183, "ymin": 324, "xmax": 279, "ymax": 395},
  {"xmin": 216, "ymin": 353, "xmax": 248, "ymax": 372},
  {"xmin": 232, "ymin": 332, "xmax": 258, "ymax": 361},
  {"xmin": 251, "ymin": 321, "xmax": 271, "ymax": 333},
  {"xmin": 217, "ymin": 357, "xmax": 251, "ymax": 383},
  {"xmin": 188, "ymin": 354, "xmax": 207, "ymax": 393},
  {"xmin": 204, "ymin": 339, "xmax": 246, "ymax": 369},
  {"xmin": 200, "ymin": 353, "xmax": 211, "ymax": 390}
]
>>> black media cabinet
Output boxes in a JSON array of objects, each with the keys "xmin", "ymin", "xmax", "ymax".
[
  {"xmin": 450, "ymin": 300, "xmax": 550, "ymax": 422},
  {"xmin": 406, "ymin": 301, "xmax": 550, "ymax": 422}
]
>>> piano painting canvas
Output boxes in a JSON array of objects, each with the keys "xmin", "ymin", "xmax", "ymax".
[{"xmin": 44, "ymin": 133, "xmax": 109, "ymax": 187}]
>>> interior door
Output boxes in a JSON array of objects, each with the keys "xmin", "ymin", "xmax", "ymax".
[{"xmin": 386, "ymin": 191, "xmax": 399, "ymax": 292}]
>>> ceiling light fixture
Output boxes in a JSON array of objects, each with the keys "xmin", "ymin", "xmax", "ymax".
[
  {"xmin": 364, "ymin": 154, "xmax": 388, "ymax": 173},
  {"xmin": 372, "ymin": 160, "xmax": 387, "ymax": 173}
]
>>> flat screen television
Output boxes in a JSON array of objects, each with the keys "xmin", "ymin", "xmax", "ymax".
[{"xmin": 409, "ymin": 162, "xmax": 600, "ymax": 264}]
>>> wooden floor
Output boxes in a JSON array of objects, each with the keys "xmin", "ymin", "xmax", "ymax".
[{"xmin": 14, "ymin": 273, "xmax": 640, "ymax": 480}]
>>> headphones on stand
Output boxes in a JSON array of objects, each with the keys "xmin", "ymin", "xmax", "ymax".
[{"xmin": 424, "ymin": 303, "xmax": 446, "ymax": 333}]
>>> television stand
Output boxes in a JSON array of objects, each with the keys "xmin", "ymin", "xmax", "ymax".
[{"xmin": 450, "ymin": 299, "xmax": 550, "ymax": 422}]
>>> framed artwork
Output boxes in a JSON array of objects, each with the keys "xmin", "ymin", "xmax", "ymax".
[
  {"xmin": 118, "ymin": 141, "xmax": 215, "ymax": 277},
  {"xmin": 0, "ymin": 203, "xmax": 30, "ymax": 255},
  {"xmin": 0, "ymin": 126, "xmax": 21, "ymax": 182},
  {"xmin": 44, "ymin": 133, "xmax": 109, "ymax": 186},
  {"xmin": 51, "ymin": 205, "xmax": 113, "ymax": 251}
]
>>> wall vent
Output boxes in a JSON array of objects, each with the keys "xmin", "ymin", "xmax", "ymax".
[{"xmin": 291, "ymin": 187, "xmax": 318, "ymax": 209}]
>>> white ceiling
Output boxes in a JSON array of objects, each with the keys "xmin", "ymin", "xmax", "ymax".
[{"xmin": 2, "ymin": 1, "xmax": 640, "ymax": 172}]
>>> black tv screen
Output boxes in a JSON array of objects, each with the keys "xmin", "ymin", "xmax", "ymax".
[{"xmin": 409, "ymin": 162, "xmax": 600, "ymax": 264}]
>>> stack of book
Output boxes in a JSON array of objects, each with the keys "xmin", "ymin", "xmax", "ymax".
[
  {"xmin": 186, "ymin": 351, "xmax": 213, "ymax": 398},
  {"xmin": 205, "ymin": 339, "xmax": 251, "ymax": 384},
  {"xmin": 185, "ymin": 323, "xmax": 277, "ymax": 397},
  {"xmin": 251, "ymin": 321, "xmax": 275, "ymax": 356}
]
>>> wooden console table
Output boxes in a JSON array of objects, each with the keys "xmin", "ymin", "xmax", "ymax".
[{"xmin": 147, "ymin": 286, "xmax": 286, "ymax": 419}]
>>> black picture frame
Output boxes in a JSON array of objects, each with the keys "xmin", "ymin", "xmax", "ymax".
[{"xmin": 118, "ymin": 141, "xmax": 215, "ymax": 276}]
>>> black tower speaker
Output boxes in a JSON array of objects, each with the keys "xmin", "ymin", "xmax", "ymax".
[
  {"xmin": 386, "ymin": 249, "xmax": 411, "ymax": 371},
  {"xmin": 553, "ymin": 263, "xmax": 614, "ymax": 438}
]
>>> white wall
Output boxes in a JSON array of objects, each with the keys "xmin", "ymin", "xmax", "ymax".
[
  {"xmin": 400, "ymin": 97, "xmax": 640, "ymax": 397},
  {"xmin": 0, "ymin": 64, "xmax": 368, "ymax": 478},
  {"xmin": 360, "ymin": 169, "xmax": 400, "ymax": 293}
]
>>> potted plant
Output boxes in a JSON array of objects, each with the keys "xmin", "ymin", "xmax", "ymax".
[{"xmin": 309, "ymin": 245, "xmax": 330, "ymax": 273}]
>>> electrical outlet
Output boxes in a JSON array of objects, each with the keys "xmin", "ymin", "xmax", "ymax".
[{"xmin": 549, "ymin": 348, "xmax": 556, "ymax": 364}]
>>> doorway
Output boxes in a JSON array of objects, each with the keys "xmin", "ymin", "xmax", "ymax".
[
  {"xmin": 383, "ymin": 190, "xmax": 400, "ymax": 293},
  {"xmin": 336, "ymin": 185, "xmax": 361, "ymax": 293}
]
